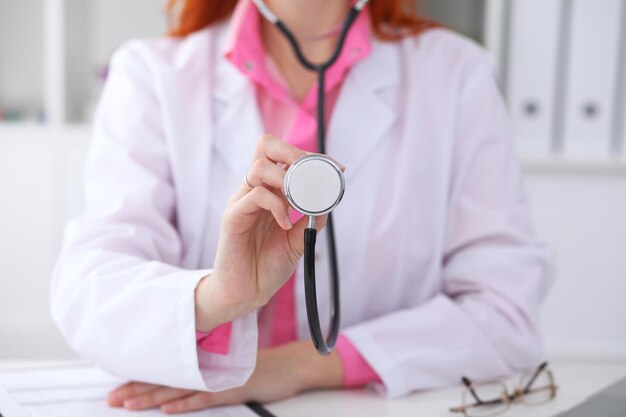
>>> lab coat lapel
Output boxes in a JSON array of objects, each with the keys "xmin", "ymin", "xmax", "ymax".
[
  {"xmin": 210, "ymin": 37, "xmax": 400, "ymax": 179},
  {"xmin": 327, "ymin": 39, "xmax": 399, "ymax": 180},
  {"xmin": 211, "ymin": 56, "xmax": 264, "ymax": 177}
]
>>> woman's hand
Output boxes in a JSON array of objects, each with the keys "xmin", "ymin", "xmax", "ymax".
[
  {"xmin": 195, "ymin": 134, "xmax": 342, "ymax": 332},
  {"xmin": 106, "ymin": 340, "xmax": 344, "ymax": 414}
]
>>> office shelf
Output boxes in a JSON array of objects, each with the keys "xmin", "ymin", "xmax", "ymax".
[
  {"xmin": 64, "ymin": 0, "xmax": 167, "ymax": 123},
  {"xmin": 2, "ymin": 0, "xmax": 623, "ymax": 170},
  {"xmin": 421, "ymin": 0, "xmax": 486, "ymax": 44},
  {"xmin": 2, "ymin": 0, "xmax": 494, "ymax": 132},
  {"xmin": 521, "ymin": 155, "xmax": 626, "ymax": 176},
  {"xmin": 0, "ymin": 0, "xmax": 45, "ymax": 125},
  {"xmin": 0, "ymin": 0, "xmax": 166, "ymax": 130},
  {"xmin": 0, "ymin": 0, "xmax": 495, "ymax": 132}
]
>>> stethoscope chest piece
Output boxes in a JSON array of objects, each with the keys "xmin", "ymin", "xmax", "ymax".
[
  {"xmin": 283, "ymin": 154, "xmax": 345, "ymax": 355},
  {"xmin": 284, "ymin": 155, "xmax": 345, "ymax": 218}
]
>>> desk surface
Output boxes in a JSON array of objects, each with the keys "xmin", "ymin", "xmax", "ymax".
[
  {"xmin": 267, "ymin": 359, "xmax": 626, "ymax": 417},
  {"xmin": 1, "ymin": 358, "xmax": 625, "ymax": 417}
]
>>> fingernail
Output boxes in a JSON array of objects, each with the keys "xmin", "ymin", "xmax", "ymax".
[
  {"xmin": 162, "ymin": 404, "xmax": 176, "ymax": 413},
  {"xmin": 284, "ymin": 216, "xmax": 293, "ymax": 229}
]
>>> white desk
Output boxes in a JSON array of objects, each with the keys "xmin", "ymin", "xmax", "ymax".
[
  {"xmin": 267, "ymin": 359, "xmax": 626, "ymax": 417},
  {"xmin": 1, "ymin": 358, "xmax": 625, "ymax": 417}
]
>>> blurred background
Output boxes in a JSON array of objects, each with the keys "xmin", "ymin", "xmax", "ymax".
[{"xmin": 0, "ymin": 0, "xmax": 625, "ymax": 360}]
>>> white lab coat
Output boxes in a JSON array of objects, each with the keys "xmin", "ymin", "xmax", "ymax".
[{"xmin": 51, "ymin": 20, "xmax": 553, "ymax": 398}]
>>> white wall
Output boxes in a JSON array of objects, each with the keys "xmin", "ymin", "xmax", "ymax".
[
  {"xmin": 0, "ymin": 0, "xmax": 168, "ymax": 358},
  {"xmin": 0, "ymin": 130, "xmax": 75, "ymax": 359},
  {"xmin": 526, "ymin": 172, "xmax": 626, "ymax": 358},
  {"xmin": 0, "ymin": 133, "xmax": 625, "ymax": 360}
]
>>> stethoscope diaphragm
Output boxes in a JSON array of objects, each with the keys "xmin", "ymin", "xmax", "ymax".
[{"xmin": 284, "ymin": 155, "xmax": 345, "ymax": 218}]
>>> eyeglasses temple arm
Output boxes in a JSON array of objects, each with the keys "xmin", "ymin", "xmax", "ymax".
[
  {"xmin": 461, "ymin": 376, "xmax": 512, "ymax": 406},
  {"xmin": 522, "ymin": 361, "xmax": 548, "ymax": 393},
  {"xmin": 462, "ymin": 377, "xmax": 485, "ymax": 405}
]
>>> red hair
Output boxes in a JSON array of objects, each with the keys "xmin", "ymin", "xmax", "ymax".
[{"xmin": 167, "ymin": 0, "xmax": 439, "ymax": 40}]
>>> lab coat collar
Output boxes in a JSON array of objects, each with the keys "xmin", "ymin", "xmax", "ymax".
[
  {"xmin": 211, "ymin": 31, "xmax": 400, "ymax": 180},
  {"xmin": 211, "ymin": 51, "xmax": 262, "ymax": 177}
]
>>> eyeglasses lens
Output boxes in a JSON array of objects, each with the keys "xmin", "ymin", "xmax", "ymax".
[
  {"xmin": 462, "ymin": 381, "xmax": 510, "ymax": 417},
  {"xmin": 519, "ymin": 368, "xmax": 556, "ymax": 405}
]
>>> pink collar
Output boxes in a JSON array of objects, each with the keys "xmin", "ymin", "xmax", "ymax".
[{"xmin": 223, "ymin": 0, "xmax": 372, "ymax": 107}]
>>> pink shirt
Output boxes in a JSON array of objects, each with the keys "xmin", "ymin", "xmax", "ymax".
[{"xmin": 196, "ymin": 0, "xmax": 380, "ymax": 388}]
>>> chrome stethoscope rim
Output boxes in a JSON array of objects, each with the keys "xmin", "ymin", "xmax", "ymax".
[{"xmin": 283, "ymin": 155, "xmax": 346, "ymax": 218}]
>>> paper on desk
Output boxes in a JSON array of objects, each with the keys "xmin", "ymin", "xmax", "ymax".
[{"xmin": 0, "ymin": 365, "xmax": 258, "ymax": 417}]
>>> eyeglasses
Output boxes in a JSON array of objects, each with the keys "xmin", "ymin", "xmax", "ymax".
[{"xmin": 449, "ymin": 362, "xmax": 558, "ymax": 417}]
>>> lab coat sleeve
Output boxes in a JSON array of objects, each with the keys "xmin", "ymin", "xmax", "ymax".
[
  {"xmin": 50, "ymin": 41, "xmax": 257, "ymax": 392},
  {"xmin": 341, "ymin": 52, "xmax": 554, "ymax": 398}
]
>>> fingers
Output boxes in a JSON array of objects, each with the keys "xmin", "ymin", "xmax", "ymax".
[
  {"xmin": 253, "ymin": 134, "xmax": 307, "ymax": 166},
  {"xmin": 107, "ymin": 382, "xmax": 159, "ymax": 407},
  {"xmin": 226, "ymin": 186, "xmax": 292, "ymax": 232},
  {"xmin": 230, "ymin": 134, "xmax": 346, "ymax": 204},
  {"xmin": 252, "ymin": 134, "xmax": 345, "ymax": 177},
  {"xmin": 246, "ymin": 158, "xmax": 288, "ymax": 190},
  {"xmin": 226, "ymin": 134, "xmax": 346, "ymax": 233},
  {"xmin": 230, "ymin": 134, "xmax": 302, "ymax": 203},
  {"xmin": 162, "ymin": 390, "xmax": 243, "ymax": 414},
  {"xmin": 161, "ymin": 392, "xmax": 214, "ymax": 414},
  {"xmin": 121, "ymin": 387, "xmax": 195, "ymax": 411}
]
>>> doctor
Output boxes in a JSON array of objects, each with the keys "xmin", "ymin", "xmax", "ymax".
[{"xmin": 51, "ymin": 0, "xmax": 552, "ymax": 414}]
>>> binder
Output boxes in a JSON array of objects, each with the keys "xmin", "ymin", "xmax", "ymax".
[
  {"xmin": 617, "ymin": 9, "xmax": 626, "ymax": 155},
  {"xmin": 621, "ymin": 78, "xmax": 626, "ymax": 153},
  {"xmin": 561, "ymin": 0, "xmax": 624, "ymax": 159},
  {"xmin": 506, "ymin": 0, "xmax": 564, "ymax": 158}
]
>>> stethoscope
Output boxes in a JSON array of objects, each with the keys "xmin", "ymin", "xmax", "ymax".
[{"xmin": 251, "ymin": 0, "xmax": 369, "ymax": 355}]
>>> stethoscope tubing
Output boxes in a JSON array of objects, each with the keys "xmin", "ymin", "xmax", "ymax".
[{"xmin": 253, "ymin": 0, "xmax": 368, "ymax": 355}]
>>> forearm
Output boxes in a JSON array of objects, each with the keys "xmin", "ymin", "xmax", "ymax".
[
  {"xmin": 288, "ymin": 340, "xmax": 344, "ymax": 391},
  {"xmin": 194, "ymin": 273, "xmax": 260, "ymax": 332}
]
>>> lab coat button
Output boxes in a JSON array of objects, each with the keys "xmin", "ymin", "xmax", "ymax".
[
  {"xmin": 524, "ymin": 101, "xmax": 539, "ymax": 116},
  {"xmin": 583, "ymin": 102, "xmax": 598, "ymax": 118}
]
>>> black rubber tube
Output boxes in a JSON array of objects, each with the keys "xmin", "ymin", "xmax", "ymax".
[
  {"xmin": 303, "ymin": 227, "xmax": 340, "ymax": 355},
  {"xmin": 275, "ymin": 8, "xmax": 360, "ymax": 73}
]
